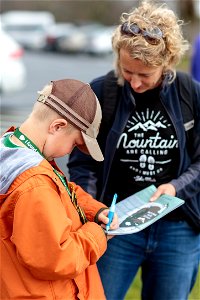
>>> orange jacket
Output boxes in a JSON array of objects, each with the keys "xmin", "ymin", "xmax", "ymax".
[{"xmin": 0, "ymin": 158, "xmax": 107, "ymax": 299}]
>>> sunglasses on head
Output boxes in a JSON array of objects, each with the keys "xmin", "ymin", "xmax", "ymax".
[{"xmin": 121, "ymin": 22, "xmax": 163, "ymax": 45}]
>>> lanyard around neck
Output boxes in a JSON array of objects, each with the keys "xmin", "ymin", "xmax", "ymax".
[
  {"xmin": 13, "ymin": 128, "xmax": 87, "ymax": 223},
  {"xmin": 13, "ymin": 127, "xmax": 43, "ymax": 156},
  {"xmin": 13, "ymin": 127, "xmax": 71, "ymax": 194}
]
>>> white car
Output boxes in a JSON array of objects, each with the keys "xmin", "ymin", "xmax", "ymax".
[
  {"xmin": 0, "ymin": 28, "xmax": 26, "ymax": 94},
  {"xmin": 1, "ymin": 11, "xmax": 55, "ymax": 50},
  {"xmin": 84, "ymin": 25, "xmax": 116, "ymax": 55}
]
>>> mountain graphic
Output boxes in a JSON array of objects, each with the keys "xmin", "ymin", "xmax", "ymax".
[{"xmin": 128, "ymin": 120, "xmax": 167, "ymax": 132}]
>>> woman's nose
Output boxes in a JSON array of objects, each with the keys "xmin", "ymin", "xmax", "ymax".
[{"xmin": 130, "ymin": 75, "xmax": 142, "ymax": 89}]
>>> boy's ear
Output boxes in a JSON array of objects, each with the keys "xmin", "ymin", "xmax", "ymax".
[{"xmin": 49, "ymin": 119, "xmax": 68, "ymax": 133}]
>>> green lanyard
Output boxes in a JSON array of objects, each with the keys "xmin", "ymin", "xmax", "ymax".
[
  {"xmin": 14, "ymin": 128, "xmax": 71, "ymax": 195},
  {"xmin": 53, "ymin": 169, "xmax": 71, "ymax": 196},
  {"xmin": 13, "ymin": 128, "xmax": 87, "ymax": 224},
  {"xmin": 14, "ymin": 127, "xmax": 43, "ymax": 156}
]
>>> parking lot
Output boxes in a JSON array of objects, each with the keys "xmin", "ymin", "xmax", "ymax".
[{"xmin": 1, "ymin": 49, "xmax": 113, "ymax": 176}]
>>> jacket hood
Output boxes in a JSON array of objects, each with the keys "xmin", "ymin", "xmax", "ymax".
[{"xmin": 0, "ymin": 134, "xmax": 43, "ymax": 197}]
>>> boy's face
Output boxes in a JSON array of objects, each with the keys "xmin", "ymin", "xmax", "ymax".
[
  {"xmin": 44, "ymin": 121, "xmax": 85, "ymax": 161},
  {"xmin": 119, "ymin": 48, "xmax": 164, "ymax": 93}
]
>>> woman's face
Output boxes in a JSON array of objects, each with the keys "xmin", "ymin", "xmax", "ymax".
[{"xmin": 119, "ymin": 48, "xmax": 164, "ymax": 93}]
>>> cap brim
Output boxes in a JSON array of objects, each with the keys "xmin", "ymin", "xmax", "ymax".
[{"xmin": 81, "ymin": 132, "xmax": 104, "ymax": 162}]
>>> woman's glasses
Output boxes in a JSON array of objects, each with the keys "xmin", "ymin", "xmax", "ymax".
[{"xmin": 121, "ymin": 22, "xmax": 163, "ymax": 45}]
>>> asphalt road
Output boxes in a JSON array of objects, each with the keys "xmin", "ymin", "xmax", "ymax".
[{"xmin": 1, "ymin": 50, "xmax": 113, "ymax": 176}]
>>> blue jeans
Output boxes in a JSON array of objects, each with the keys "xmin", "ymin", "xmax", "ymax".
[{"xmin": 97, "ymin": 219, "xmax": 200, "ymax": 300}]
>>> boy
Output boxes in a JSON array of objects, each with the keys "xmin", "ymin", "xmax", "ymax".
[{"xmin": 0, "ymin": 79, "xmax": 118, "ymax": 299}]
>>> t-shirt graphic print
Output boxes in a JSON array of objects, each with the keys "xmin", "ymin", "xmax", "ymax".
[{"xmin": 110, "ymin": 93, "xmax": 179, "ymax": 197}]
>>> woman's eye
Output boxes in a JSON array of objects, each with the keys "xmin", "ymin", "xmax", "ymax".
[
  {"xmin": 124, "ymin": 70, "xmax": 132, "ymax": 75},
  {"xmin": 141, "ymin": 73, "xmax": 153, "ymax": 78}
]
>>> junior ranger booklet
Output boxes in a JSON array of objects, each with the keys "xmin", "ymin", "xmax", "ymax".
[{"xmin": 106, "ymin": 185, "xmax": 185, "ymax": 235}]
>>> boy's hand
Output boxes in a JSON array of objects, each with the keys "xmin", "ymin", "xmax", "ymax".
[
  {"xmin": 98, "ymin": 209, "xmax": 119, "ymax": 240},
  {"xmin": 98, "ymin": 209, "xmax": 119, "ymax": 230}
]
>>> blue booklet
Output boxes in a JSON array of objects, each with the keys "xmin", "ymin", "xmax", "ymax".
[{"xmin": 106, "ymin": 185, "xmax": 185, "ymax": 235}]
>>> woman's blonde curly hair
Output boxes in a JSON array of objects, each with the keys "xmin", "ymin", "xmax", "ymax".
[{"xmin": 112, "ymin": 0, "xmax": 190, "ymax": 85}]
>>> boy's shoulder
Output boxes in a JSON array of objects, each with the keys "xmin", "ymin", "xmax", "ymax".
[{"xmin": 0, "ymin": 144, "xmax": 52, "ymax": 195}]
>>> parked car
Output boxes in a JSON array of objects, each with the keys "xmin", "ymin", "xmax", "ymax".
[
  {"xmin": 55, "ymin": 22, "xmax": 105, "ymax": 54},
  {"xmin": 1, "ymin": 10, "xmax": 55, "ymax": 50},
  {"xmin": 55, "ymin": 25, "xmax": 87, "ymax": 53},
  {"xmin": 45, "ymin": 22, "xmax": 76, "ymax": 51},
  {"xmin": 0, "ymin": 28, "xmax": 26, "ymax": 94},
  {"xmin": 83, "ymin": 25, "xmax": 116, "ymax": 55}
]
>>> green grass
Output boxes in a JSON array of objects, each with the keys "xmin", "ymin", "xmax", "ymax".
[{"xmin": 125, "ymin": 267, "xmax": 200, "ymax": 300}]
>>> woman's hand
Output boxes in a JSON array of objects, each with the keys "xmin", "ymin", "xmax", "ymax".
[{"xmin": 150, "ymin": 183, "xmax": 176, "ymax": 202}]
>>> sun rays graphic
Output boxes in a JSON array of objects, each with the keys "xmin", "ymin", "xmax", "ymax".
[{"xmin": 127, "ymin": 109, "xmax": 171, "ymax": 132}]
